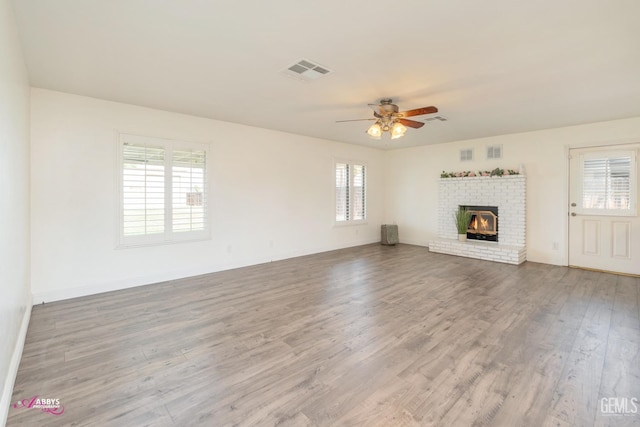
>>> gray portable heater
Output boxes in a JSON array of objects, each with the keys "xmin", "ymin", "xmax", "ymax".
[{"xmin": 381, "ymin": 224, "xmax": 399, "ymax": 245}]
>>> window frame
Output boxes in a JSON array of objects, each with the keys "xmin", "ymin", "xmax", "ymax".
[
  {"xmin": 117, "ymin": 133, "xmax": 211, "ymax": 248},
  {"xmin": 576, "ymin": 150, "xmax": 637, "ymax": 217},
  {"xmin": 334, "ymin": 160, "xmax": 367, "ymax": 226}
]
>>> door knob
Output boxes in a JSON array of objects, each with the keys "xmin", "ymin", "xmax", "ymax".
[
  {"xmin": 571, "ymin": 212, "xmax": 577, "ymax": 216},
  {"xmin": 571, "ymin": 202, "xmax": 576, "ymax": 207}
]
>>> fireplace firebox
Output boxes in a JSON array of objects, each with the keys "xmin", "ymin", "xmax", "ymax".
[{"xmin": 461, "ymin": 205, "xmax": 498, "ymax": 242}]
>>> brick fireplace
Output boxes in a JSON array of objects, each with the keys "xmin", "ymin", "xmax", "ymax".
[{"xmin": 429, "ymin": 175, "xmax": 526, "ymax": 264}]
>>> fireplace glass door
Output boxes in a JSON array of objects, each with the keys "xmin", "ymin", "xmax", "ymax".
[{"xmin": 462, "ymin": 206, "xmax": 498, "ymax": 242}]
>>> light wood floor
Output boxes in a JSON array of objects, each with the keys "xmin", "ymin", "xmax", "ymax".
[{"xmin": 8, "ymin": 244, "xmax": 640, "ymax": 426}]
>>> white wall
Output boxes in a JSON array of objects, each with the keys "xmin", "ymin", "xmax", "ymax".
[
  {"xmin": 30, "ymin": 88, "xmax": 640, "ymax": 303},
  {"xmin": 384, "ymin": 117, "xmax": 640, "ymax": 265},
  {"xmin": 30, "ymin": 89, "xmax": 384, "ymax": 302},
  {"xmin": 0, "ymin": 0, "xmax": 31, "ymax": 423}
]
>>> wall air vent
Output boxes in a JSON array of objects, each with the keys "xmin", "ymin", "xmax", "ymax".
[
  {"xmin": 281, "ymin": 58, "xmax": 333, "ymax": 82},
  {"xmin": 460, "ymin": 148, "xmax": 473, "ymax": 162},
  {"xmin": 487, "ymin": 145, "xmax": 502, "ymax": 159}
]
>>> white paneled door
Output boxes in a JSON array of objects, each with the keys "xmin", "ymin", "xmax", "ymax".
[{"xmin": 569, "ymin": 144, "xmax": 640, "ymax": 275}]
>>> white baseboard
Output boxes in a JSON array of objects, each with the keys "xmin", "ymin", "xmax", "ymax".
[
  {"xmin": 31, "ymin": 272, "xmax": 182, "ymax": 305},
  {"xmin": 0, "ymin": 301, "xmax": 32, "ymax": 427},
  {"xmin": 32, "ymin": 239, "xmax": 381, "ymax": 304},
  {"xmin": 396, "ymin": 238, "xmax": 429, "ymax": 248}
]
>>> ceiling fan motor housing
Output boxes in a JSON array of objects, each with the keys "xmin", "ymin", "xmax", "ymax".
[{"xmin": 379, "ymin": 98, "xmax": 399, "ymax": 115}]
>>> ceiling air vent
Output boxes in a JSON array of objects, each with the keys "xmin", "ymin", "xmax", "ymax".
[
  {"xmin": 423, "ymin": 115, "xmax": 448, "ymax": 122},
  {"xmin": 281, "ymin": 58, "xmax": 332, "ymax": 82}
]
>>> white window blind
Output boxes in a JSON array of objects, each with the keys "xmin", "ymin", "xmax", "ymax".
[
  {"xmin": 335, "ymin": 161, "xmax": 366, "ymax": 222},
  {"xmin": 172, "ymin": 148, "xmax": 206, "ymax": 233},
  {"xmin": 352, "ymin": 164, "xmax": 366, "ymax": 221},
  {"xmin": 122, "ymin": 143, "xmax": 165, "ymax": 236},
  {"xmin": 336, "ymin": 163, "xmax": 349, "ymax": 221},
  {"xmin": 119, "ymin": 134, "xmax": 209, "ymax": 246},
  {"xmin": 580, "ymin": 151, "xmax": 636, "ymax": 216}
]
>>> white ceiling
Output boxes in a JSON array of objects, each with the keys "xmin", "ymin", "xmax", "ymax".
[{"xmin": 10, "ymin": 0, "xmax": 640, "ymax": 149}]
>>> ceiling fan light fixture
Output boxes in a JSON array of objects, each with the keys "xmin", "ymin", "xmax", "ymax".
[
  {"xmin": 367, "ymin": 122, "xmax": 382, "ymax": 139},
  {"xmin": 391, "ymin": 121, "xmax": 407, "ymax": 139},
  {"xmin": 338, "ymin": 99, "xmax": 438, "ymax": 141}
]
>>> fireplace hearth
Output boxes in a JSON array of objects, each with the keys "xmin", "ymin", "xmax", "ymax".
[{"xmin": 461, "ymin": 205, "xmax": 498, "ymax": 242}]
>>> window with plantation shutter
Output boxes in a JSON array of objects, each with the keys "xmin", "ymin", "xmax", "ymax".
[
  {"xmin": 578, "ymin": 151, "xmax": 637, "ymax": 216},
  {"xmin": 172, "ymin": 149, "xmax": 206, "ymax": 233},
  {"xmin": 335, "ymin": 163, "xmax": 349, "ymax": 221},
  {"xmin": 119, "ymin": 134, "xmax": 209, "ymax": 246},
  {"xmin": 335, "ymin": 161, "xmax": 366, "ymax": 223},
  {"xmin": 122, "ymin": 142, "xmax": 165, "ymax": 237},
  {"xmin": 352, "ymin": 164, "xmax": 366, "ymax": 220}
]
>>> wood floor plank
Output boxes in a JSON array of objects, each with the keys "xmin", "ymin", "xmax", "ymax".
[
  {"xmin": 546, "ymin": 273, "xmax": 618, "ymax": 426},
  {"xmin": 593, "ymin": 275, "xmax": 640, "ymax": 427},
  {"xmin": 7, "ymin": 244, "xmax": 640, "ymax": 426}
]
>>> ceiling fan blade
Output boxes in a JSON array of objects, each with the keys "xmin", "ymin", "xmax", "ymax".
[
  {"xmin": 336, "ymin": 118, "xmax": 376, "ymax": 123},
  {"xmin": 398, "ymin": 118, "xmax": 425, "ymax": 129},
  {"xmin": 398, "ymin": 106, "xmax": 438, "ymax": 118}
]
